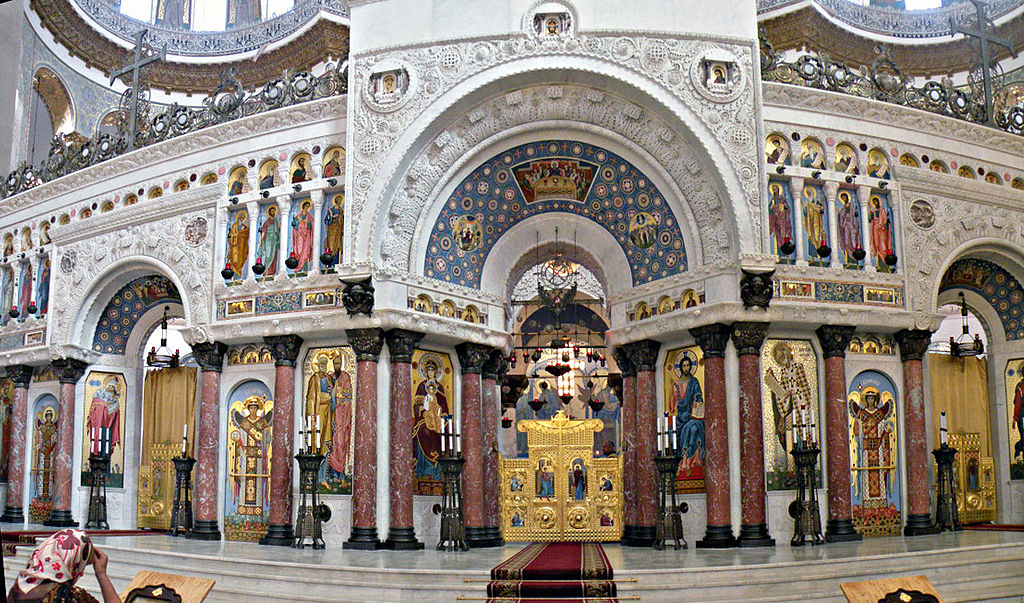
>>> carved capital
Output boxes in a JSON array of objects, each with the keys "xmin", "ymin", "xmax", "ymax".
[
  {"xmin": 624, "ymin": 339, "xmax": 661, "ymax": 373},
  {"xmin": 816, "ymin": 325, "xmax": 857, "ymax": 359},
  {"xmin": 340, "ymin": 276, "xmax": 375, "ymax": 317},
  {"xmin": 613, "ymin": 347, "xmax": 636, "ymax": 379},
  {"xmin": 456, "ymin": 342, "xmax": 492, "ymax": 375},
  {"xmin": 51, "ymin": 358, "xmax": 88, "ymax": 385},
  {"xmin": 894, "ymin": 329, "xmax": 933, "ymax": 362},
  {"xmin": 264, "ymin": 334, "xmax": 304, "ymax": 367},
  {"xmin": 385, "ymin": 329, "xmax": 424, "ymax": 363},
  {"xmin": 689, "ymin": 324, "xmax": 732, "ymax": 359},
  {"xmin": 6, "ymin": 365, "xmax": 34, "ymax": 387},
  {"xmin": 482, "ymin": 348, "xmax": 508, "ymax": 382},
  {"xmin": 731, "ymin": 322, "xmax": 769, "ymax": 356},
  {"xmin": 740, "ymin": 269, "xmax": 775, "ymax": 309},
  {"xmin": 346, "ymin": 328, "xmax": 384, "ymax": 362},
  {"xmin": 192, "ymin": 341, "xmax": 228, "ymax": 372}
]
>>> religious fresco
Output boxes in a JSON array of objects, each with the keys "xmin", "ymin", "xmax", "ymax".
[
  {"xmin": 929, "ymin": 159, "xmax": 949, "ymax": 173},
  {"xmin": 801, "ymin": 183, "xmax": 829, "ymax": 261},
  {"xmin": 848, "ymin": 370, "xmax": 901, "ymax": 536},
  {"xmin": 663, "ymin": 346, "xmax": 705, "ymax": 494},
  {"xmin": 411, "ymin": 350, "xmax": 454, "ymax": 495},
  {"xmin": 867, "ymin": 193, "xmax": 895, "ymax": 272},
  {"xmin": 17, "ymin": 260, "xmax": 32, "ymax": 316},
  {"xmin": 939, "ymin": 258, "xmax": 1024, "ymax": 340},
  {"xmin": 224, "ymin": 207, "xmax": 250, "ymax": 281},
  {"xmin": 225, "ymin": 381, "xmax": 274, "ymax": 542},
  {"xmin": 836, "ymin": 189, "xmax": 862, "ymax": 266},
  {"xmin": 0, "ymin": 377, "xmax": 12, "ymax": 481},
  {"xmin": 288, "ymin": 197, "xmax": 315, "ymax": 275},
  {"xmin": 322, "ymin": 146, "xmax": 344, "ymax": 178},
  {"xmin": 29, "ymin": 395, "xmax": 59, "ymax": 523},
  {"xmin": 227, "ymin": 166, "xmax": 248, "ymax": 196},
  {"xmin": 867, "ymin": 149, "xmax": 891, "ymax": 179},
  {"xmin": 899, "ymin": 153, "xmax": 919, "ymax": 168},
  {"xmin": 2, "ymin": 233, "xmax": 11, "ymax": 257},
  {"xmin": 833, "ymin": 143, "xmax": 859, "ymax": 174},
  {"xmin": 425, "ymin": 141, "xmax": 687, "ymax": 289},
  {"xmin": 761, "ymin": 339, "xmax": 819, "ymax": 490},
  {"xmin": 290, "ymin": 153, "xmax": 312, "ymax": 183},
  {"xmin": 92, "ymin": 275, "xmax": 181, "ymax": 354},
  {"xmin": 765, "ymin": 134, "xmax": 791, "ymax": 165},
  {"xmin": 1004, "ymin": 359, "xmax": 1024, "ymax": 480},
  {"xmin": 200, "ymin": 172, "xmax": 218, "ymax": 185},
  {"xmin": 321, "ymin": 192, "xmax": 344, "ymax": 261},
  {"xmin": 257, "ymin": 159, "xmax": 278, "ymax": 189},
  {"xmin": 798, "ymin": 138, "xmax": 826, "ymax": 169},
  {"xmin": 255, "ymin": 203, "xmax": 281, "ymax": 277},
  {"xmin": 0, "ymin": 266, "xmax": 12, "ymax": 325},
  {"xmin": 80, "ymin": 372, "xmax": 127, "ymax": 488},
  {"xmin": 302, "ymin": 346, "xmax": 356, "ymax": 494},
  {"xmin": 767, "ymin": 179, "xmax": 795, "ymax": 257}
]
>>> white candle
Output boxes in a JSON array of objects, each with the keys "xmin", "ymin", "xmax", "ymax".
[
  {"xmin": 305, "ymin": 416, "xmax": 312, "ymax": 450},
  {"xmin": 182, "ymin": 424, "xmax": 188, "ymax": 455},
  {"xmin": 316, "ymin": 414, "xmax": 321, "ymax": 450},
  {"xmin": 939, "ymin": 411, "xmax": 948, "ymax": 445},
  {"xmin": 792, "ymin": 424, "xmax": 799, "ymax": 448},
  {"xmin": 441, "ymin": 425, "xmax": 446, "ymax": 453}
]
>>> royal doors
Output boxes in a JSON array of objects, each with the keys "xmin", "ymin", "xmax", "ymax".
[{"xmin": 499, "ymin": 411, "xmax": 623, "ymax": 541}]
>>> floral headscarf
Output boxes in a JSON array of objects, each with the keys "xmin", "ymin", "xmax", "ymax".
[{"xmin": 15, "ymin": 529, "xmax": 93, "ymax": 593}]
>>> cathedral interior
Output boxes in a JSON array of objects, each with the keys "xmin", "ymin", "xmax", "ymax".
[{"xmin": 1, "ymin": 0, "xmax": 1024, "ymax": 601}]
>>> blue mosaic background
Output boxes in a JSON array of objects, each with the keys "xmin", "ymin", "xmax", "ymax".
[
  {"xmin": 424, "ymin": 141, "xmax": 687, "ymax": 288},
  {"xmin": 92, "ymin": 275, "xmax": 181, "ymax": 355},
  {"xmin": 940, "ymin": 258, "xmax": 1024, "ymax": 341}
]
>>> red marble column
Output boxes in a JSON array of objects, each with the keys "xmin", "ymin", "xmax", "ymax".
[
  {"xmin": 344, "ymin": 328, "xmax": 385, "ymax": 549},
  {"xmin": 613, "ymin": 349, "xmax": 637, "ymax": 532},
  {"xmin": 260, "ymin": 334, "xmax": 303, "ymax": 546},
  {"xmin": 456, "ymin": 342, "xmax": 494, "ymax": 547},
  {"xmin": 815, "ymin": 325, "xmax": 861, "ymax": 542},
  {"xmin": 731, "ymin": 322, "xmax": 774, "ymax": 547},
  {"xmin": 690, "ymin": 324, "xmax": 736, "ymax": 548},
  {"xmin": 189, "ymin": 341, "xmax": 227, "ymax": 540},
  {"xmin": 895, "ymin": 329, "xmax": 939, "ymax": 536},
  {"xmin": 2, "ymin": 365, "xmax": 35, "ymax": 523},
  {"xmin": 46, "ymin": 358, "xmax": 88, "ymax": 527},
  {"xmin": 383, "ymin": 329, "xmax": 424, "ymax": 550},
  {"xmin": 480, "ymin": 349, "xmax": 507, "ymax": 546},
  {"xmin": 622, "ymin": 340, "xmax": 660, "ymax": 547}
]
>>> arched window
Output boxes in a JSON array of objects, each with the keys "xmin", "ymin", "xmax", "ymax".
[{"xmin": 27, "ymin": 68, "xmax": 75, "ymax": 167}]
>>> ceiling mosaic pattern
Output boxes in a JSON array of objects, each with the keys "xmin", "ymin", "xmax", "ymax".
[
  {"xmin": 939, "ymin": 258, "xmax": 1024, "ymax": 341},
  {"xmin": 424, "ymin": 141, "xmax": 688, "ymax": 289},
  {"xmin": 92, "ymin": 275, "xmax": 181, "ymax": 355}
]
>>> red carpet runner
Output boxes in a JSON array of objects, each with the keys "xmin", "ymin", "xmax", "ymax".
[{"xmin": 486, "ymin": 542, "xmax": 618, "ymax": 603}]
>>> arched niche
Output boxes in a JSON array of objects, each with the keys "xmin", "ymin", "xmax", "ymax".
[{"xmin": 28, "ymin": 67, "xmax": 75, "ymax": 166}]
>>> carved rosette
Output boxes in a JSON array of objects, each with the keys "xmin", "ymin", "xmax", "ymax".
[
  {"xmin": 264, "ymin": 334, "xmax": 304, "ymax": 367},
  {"xmin": 192, "ymin": 341, "xmax": 228, "ymax": 372},
  {"xmin": 689, "ymin": 323, "xmax": 732, "ymax": 359},
  {"xmin": 624, "ymin": 339, "xmax": 660, "ymax": 373},
  {"xmin": 613, "ymin": 347, "xmax": 636, "ymax": 379},
  {"xmin": 456, "ymin": 342, "xmax": 492, "ymax": 375},
  {"xmin": 894, "ymin": 329, "xmax": 933, "ymax": 362},
  {"xmin": 384, "ymin": 329, "xmax": 424, "ymax": 363},
  {"xmin": 730, "ymin": 322, "xmax": 769, "ymax": 356},
  {"xmin": 6, "ymin": 364, "xmax": 33, "ymax": 387},
  {"xmin": 51, "ymin": 358, "xmax": 88, "ymax": 385},
  {"xmin": 482, "ymin": 348, "xmax": 508, "ymax": 382},
  {"xmin": 815, "ymin": 325, "xmax": 857, "ymax": 359},
  {"xmin": 346, "ymin": 328, "xmax": 384, "ymax": 362}
]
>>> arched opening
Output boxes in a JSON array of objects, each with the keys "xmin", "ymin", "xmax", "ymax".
[
  {"xmin": 223, "ymin": 379, "xmax": 273, "ymax": 541},
  {"xmin": 28, "ymin": 68, "xmax": 75, "ymax": 167}
]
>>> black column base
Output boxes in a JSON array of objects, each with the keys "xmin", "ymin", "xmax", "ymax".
[
  {"xmin": 1, "ymin": 505, "xmax": 25, "ymax": 524},
  {"xmin": 465, "ymin": 526, "xmax": 503, "ymax": 548},
  {"xmin": 696, "ymin": 524, "xmax": 738, "ymax": 548},
  {"xmin": 904, "ymin": 513, "xmax": 940, "ymax": 537},
  {"xmin": 738, "ymin": 523, "xmax": 775, "ymax": 547},
  {"xmin": 43, "ymin": 509, "xmax": 77, "ymax": 527},
  {"xmin": 259, "ymin": 523, "xmax": 294, "ymax": 546},
  {"xmin": 620, "ymin": 524, "xmax": 656, "ymax": 547},
  {"xmin": 483, "ymin": 526, "xmax": 505, "ymax": 547},
  {"xmin": 825, "ymin": 518, "xmax": 862, "ymax": 543},
  {"xmin": 344, "ymin": 526, "xmax": 382, "ymax": 550},
  {"xmin": 383, "ymin": 527, "xmax": 424, "ymax": 550},
  {"xmin": 186, "ymin": 519, "xmax": 221, "ymax": 541}
]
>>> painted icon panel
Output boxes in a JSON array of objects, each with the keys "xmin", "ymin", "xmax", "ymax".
[
  {"xmin": 664, "ymin": 346, "xmax": 705, "ymax": 494},
  {"xmin": 767, "ymin": 179, "xmax": 795, "ymax": 258},
  {"xmin": 302, "ymin": 346, "xmax": 357, "ymax": 494},
  {"xmin": 29, "ymin": 394, "xmax": 59, "ymax": 523},
  {"xmin": 761, "ymin": 340, "xmax": 819, "ymax": 490},
  {"xmin": 80, "ymin": 372, "xmax": 127, "ymax": 488},
  {"xmin": 224, "ymin": 381, "xmax": 274, "ymax": 542},
  {"xmin": 288, "ymin": 197, "xmax": 315, "ymax": 275},
  {"xmin": 848, "ymin": 370, "xmax": 901, "ymax": 536},
  {"xmin": 412, "ymin": 350, "xmax": 454, "ymax": 495},
  {"xmin": 1005, "ymin": 359, "xmax": 1024, "ymax": 480}
]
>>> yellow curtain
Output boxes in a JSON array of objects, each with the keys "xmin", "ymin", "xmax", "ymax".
[
  {"xmin": 928, "ymin": 353, "xmax": 990, "ymax": 455},
  {"xmin": 141, "ymin": 366, "xmax": 198, "ymax": 465}
]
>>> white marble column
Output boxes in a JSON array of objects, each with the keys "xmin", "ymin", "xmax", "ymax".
[
  {"xmin": 888, "ymin": 186, "xmax": 902, "ymax": 273},
  {"xmin": 276, "ymin": 195, "xmax": 293, "ymax": 281},
  {"xmin": 12, "ymin": 259, "xmax": 24, "ymax": 317},
  {"xmin": 823, "ymin": 181, "xmax": 840, "ymax": 268},
  {"xmin": 216, "ymin": 206, "xmax": 230, "ymax": 274},
  {"xmin": 310, "ymin": 190, "xmax": 324, "ymax": 277},
  {"xmin": 788, "ymin": 177, "xmax": 805, "ymax": 264},
  {"xmin": 245, "ymin": 200, "xmax": 260, "ymax": 281},
  {"xmin": 856, "ymin": 185, "xmax": 872, "ymax": 270}
]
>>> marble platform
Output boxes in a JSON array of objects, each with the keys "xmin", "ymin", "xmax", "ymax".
[{"xmin": 3, "ymin": 525, "xmax": 1024, "ymax": 602}]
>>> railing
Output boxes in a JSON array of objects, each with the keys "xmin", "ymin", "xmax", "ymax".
[
  {"xmin": 3, "ymin": 64, "xmax": 348, "ymax": 200},
  {"xmin": 757, "ymin": 0, "xmax": 1024, "ymax": 39},
  {"xmin": 759, "ymin": 30, "xmax": 1024, "ymax": 136}
]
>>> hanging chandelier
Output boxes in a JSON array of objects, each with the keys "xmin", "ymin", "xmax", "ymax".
[
  {"xmin": 146, "ymin": 306, "xmax": 181, "ymax": 368},
  {"xmin": 949, "ymin": 292, "xmax": 984, "ymax": 357}
]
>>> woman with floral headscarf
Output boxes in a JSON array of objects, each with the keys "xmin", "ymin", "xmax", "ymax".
[{"xmin": 8, "ymin": 529, "xmax": 120, "ymax": 602}]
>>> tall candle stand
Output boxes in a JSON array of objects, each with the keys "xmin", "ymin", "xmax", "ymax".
[
  {"xmin": 437, "ymin": 450, "xmax": 469, "ymax": 552},
  {"xmin": 653, "ymin": 451, "xmax": 687, "ymax": 550},
  {"xmin": 789, "ymin": 442, "xmax": 824, "ymax": 546},
  {"xmin": 933, "ymin": 443, "xmax": 960, "ymax": 532},
  {"xmin": 293, "ymin": 450, "xmax": 327, "ymax": 549},
  {"xmin": 169, "ymin": 454, "xmax": 197, "ymax": 536},
  {"xmin": 85, "ymin": 452, "xmax": 111, "ymax": 530}
]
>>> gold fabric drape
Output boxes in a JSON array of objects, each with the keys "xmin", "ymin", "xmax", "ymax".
[
  {"xmin": 928, "ymin": 354, "xmax": 990, "ymax": 455},
  {"xmin": 141, "ymin": 366, "xmax": 198, "ymax": 464}
]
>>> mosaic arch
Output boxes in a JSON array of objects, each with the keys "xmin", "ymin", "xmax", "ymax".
[
  {"xmin": 939, "ymin": 258, "xmax": 1024, "ymax": 341},
  {"xmin": 92, "ymin": 275, "xmax": 182, "ymax": 354},
  {"xmin": 424, "ymin": 140, "xmax": 688, "ymax": 289}
]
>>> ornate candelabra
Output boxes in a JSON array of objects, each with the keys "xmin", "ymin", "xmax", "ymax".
[
  {"xmin": 789, "ymin": 444, "xmax": 824, "ymax": 546},
  {"xmin": 437, "ymin": 452, "xmax": 469, "ymax": 551},
  {"xmin": 169, "ymin": 455, "xmax": 196, "ymax": 536},
  {"xmin": 933, "ymin": 444, "xmax": 960, "ymax": 532},
  {"xmin": 653, "ymin": 453, "xmax": 687, "ymax": 550},
  {"xmin": 84, "ymin": 453, "xmax": 110, "ymax": 530},
  {"xmin": 293, "ymin": 452, "xmax": 328, "ymax": 549}
]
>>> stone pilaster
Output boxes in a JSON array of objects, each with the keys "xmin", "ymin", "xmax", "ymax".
[
  {"xmin": 261, "ymin": 334, "xmax": 303, "ymax": 546},
  {"xmin": 345, "ymin": 328, "xmax": 385, "ymax": 549},
  {"xmin": 189, "ymin": 341, "xmax": 228, "ymax": 540},
  {"xmin": 383, "ymin": 329, "xmax": 425, "ymax": 550},
  {"xmin": 1, "ymin": 365, "xmax": 34, "ymax": 523},
  {"xmin": 613, "ymin": 347, "xmax": 637, "ymax": 538},
  {"xmin": 45, "ymin": 358, "xmax": 88, "ymax": 527},
  {"xmin": 895, "ymin": 329, "xmax": 939, "ymax": 536}
]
